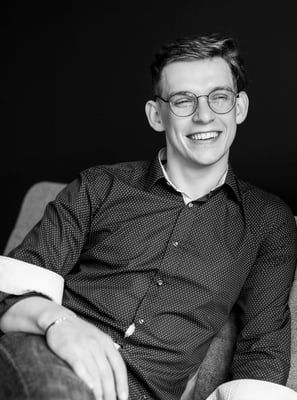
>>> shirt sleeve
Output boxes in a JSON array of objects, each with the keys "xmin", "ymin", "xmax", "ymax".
[
  {"xmin": 8, "ymin": 172, "xmax": 94, "ymax": 276},
  {"xmin": 0, "ymin": 292, "xmax": 51, "ymax": 319},
  {"xmin": 0, "ymin": 171, "xmax": 97, "ymax": 307},
  {"xmin": 0, "ymin": 257, "xmax": 64, "ymax": 303},
  {"xmin": 206, "ymin": 379, "xmax": 297, "ymax": 400},
  {"xmin": 230, "ymin": 199, "xmax": 297, "ymax": 384}
]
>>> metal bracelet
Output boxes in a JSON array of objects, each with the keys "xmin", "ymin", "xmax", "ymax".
[{"xmin": 44, "ymin": 314, "xmax": 77, "ymax": 336}]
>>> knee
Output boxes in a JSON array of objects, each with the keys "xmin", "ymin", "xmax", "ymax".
[{"xmin": 0, "ymin": 332, "xmax": 94, "ymax": 400}]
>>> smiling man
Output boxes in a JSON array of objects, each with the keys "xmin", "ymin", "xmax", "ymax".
[
  {"xmin": 0, "ymin": 34, "xmax": 297, "ymax": 400},
  {"xmin": 146, "ymin": 56, "xmax": 248, "ymax": 200}
]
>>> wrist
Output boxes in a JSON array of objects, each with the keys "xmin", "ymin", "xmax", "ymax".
[
  {"xmin": 37, "ymin": 305, "xmax": 76, "ymax": 335},
  {"xmin": 44, "ymin": 314, "xmax": 77, "ymax": 336}
]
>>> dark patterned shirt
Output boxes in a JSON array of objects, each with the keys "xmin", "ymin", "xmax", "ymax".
[{"xmin": 1, "ymin": 153, "xmax": 297, "ymax": 400}]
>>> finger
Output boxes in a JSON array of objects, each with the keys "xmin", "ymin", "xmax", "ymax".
[
  {"xmin": 106, "ymin": 345, "xmax": 129, "ymax": 400},
  {"xmin": 84, "ymin": 348, "xmax": 119, "ymax": 400},
  {"xmin": 63, "ymin": 349, "xmax": 103, "ymax": 400},
  {"xmin": 71, "ymin": 359, "xmax": 101, "ymax": 397},
  {"xmin": 91, "ymin": 347, "xmax": 117, "ymax": 400}
]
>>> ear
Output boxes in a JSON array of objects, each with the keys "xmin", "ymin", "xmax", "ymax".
[
  {"xmin": 145, "ymin": 100, "xmax": 165, "ymax": 132},
  {"xmin": 235, "ymin": 91, "xmax": 249, "ymax": 125}
]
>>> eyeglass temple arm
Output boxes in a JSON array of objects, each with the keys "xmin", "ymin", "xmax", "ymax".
[{"xmin": 154, "ymin": 95, "xmax": 169, "ymax": 102}]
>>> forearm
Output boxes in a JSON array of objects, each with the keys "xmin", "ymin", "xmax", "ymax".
[
  {"xmin": 0, "ymin": 297, "xmax": 129, "ymax": 400},
  {"xmin": 0, "ymin": 296, "xmax": 76, "ymax": 335}
]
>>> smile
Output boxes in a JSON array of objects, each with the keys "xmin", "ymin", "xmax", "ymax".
[{"xmin": 187, "ymin": 131, "xmax": 220, "ymax": 141}]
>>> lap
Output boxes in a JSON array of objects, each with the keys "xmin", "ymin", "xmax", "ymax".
[{"xmin": 0, "ymin": 332, "xmax": 95, "ymax": 400}]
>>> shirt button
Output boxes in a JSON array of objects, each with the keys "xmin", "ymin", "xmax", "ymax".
[
  {"xmin": 173, "ymin": 241, "xmax": 179, "ymax": 247},
  {"xmin": 188, "ymin": 202, "xmax": 193, "ymax": 208},
  {"xmin": 138, "ymin": 318, "xmax": 144, "ymax": 324},
  {"xmin": 156, "ymin": 279, "xmax": 164, "ymax": 286}
]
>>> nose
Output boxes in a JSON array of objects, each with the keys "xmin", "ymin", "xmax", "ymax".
[{"xmin": 192, "ymin": 96, "xmax": 215, "ymax": 123}]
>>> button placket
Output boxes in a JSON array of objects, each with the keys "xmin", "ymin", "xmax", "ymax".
[{"xmin": 129, "ymin": 206, "xmax": 195, "ymax": 330}]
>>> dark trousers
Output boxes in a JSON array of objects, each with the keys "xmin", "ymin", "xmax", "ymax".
[{"xmin": 0, "ymin": 332, "xmax": 95, "ymax": 400}]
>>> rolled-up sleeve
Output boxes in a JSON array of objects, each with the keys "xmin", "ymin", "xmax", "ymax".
[
  {"xmin": 0, "ymin": 256, "xmax": 64, "ymax": 304},
  {"xmin": 230, "ymin": 200, "xmax": 297, "ymax": 384}
]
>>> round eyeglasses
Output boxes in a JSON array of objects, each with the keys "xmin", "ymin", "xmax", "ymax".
[{"xmin": 155, "ymin": 88, "xmax": 239, "ymax": 117}]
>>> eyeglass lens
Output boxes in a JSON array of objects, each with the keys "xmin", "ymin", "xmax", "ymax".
[{"xmin": 169, "ymin": 89, "xmax": 236, "ymax": 116}]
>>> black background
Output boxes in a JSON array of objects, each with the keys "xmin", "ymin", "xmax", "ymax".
[{"xmin": 1, "ymin": 1, "xmax": 296, "ymax": 252}]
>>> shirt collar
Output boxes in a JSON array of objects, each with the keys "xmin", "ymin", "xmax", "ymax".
[
  {"xmin": 145, "ymin": 151, "xmax": 165, "ymax": 190},
  {"xmin": 145, "ymin": 148, "xmax": 242, "ymax": 203},
  {"xmin": 224, "ymin": 165, "xmax": 242, "ymax": 203}
]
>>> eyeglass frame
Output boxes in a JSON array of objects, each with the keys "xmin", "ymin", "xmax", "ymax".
[{"xmin": 154, "ymin": 87, "xmax": 239, "ymax": 117}]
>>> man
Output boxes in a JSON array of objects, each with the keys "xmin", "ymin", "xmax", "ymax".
[{"xmin": 0, "ymin": 33, "xmax": 297, "ymax": 400}]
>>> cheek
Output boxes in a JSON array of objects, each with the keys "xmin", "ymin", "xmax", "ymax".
[
  {"xmin": 162, "ymin": 114, "xmax": 187, "ymax": 134},
  {"xmin": 222, "ymin": 114, "xmax": 237, "ymax": 136},
  {"xmin": 160, "ymin": 111, "xmax": 174, "ymax": 131},
  {"xmin": 225, "ymin": 122, "xmax": 237, "ymax": 146}
]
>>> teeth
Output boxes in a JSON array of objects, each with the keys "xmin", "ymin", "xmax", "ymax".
[{"xmin": 190, "ymin": 132, "xmax": 218, "ymax": 140}]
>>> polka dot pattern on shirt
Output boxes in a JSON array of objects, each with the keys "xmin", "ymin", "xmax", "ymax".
[{"xmin": 7, "ymin": 154, "xmax": 297, "ymax": 400}]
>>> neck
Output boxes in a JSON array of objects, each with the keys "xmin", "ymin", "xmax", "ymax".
[{"xmin": 165, "ymin": 158, "xmax": 228, "ymax": 200}]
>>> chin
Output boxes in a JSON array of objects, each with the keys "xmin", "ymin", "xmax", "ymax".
[
  {"xmin": 191, "ymin": 156, "xmax": 221, "ymax": 167},
  {"xmin": 191, "ymin": 150, "xmax": 228, "ymax": 168}
]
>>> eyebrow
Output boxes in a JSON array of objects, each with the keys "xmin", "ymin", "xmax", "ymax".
[{"xmin": 168, "ymin": 85, "xmax": 234, "ymax": 97}]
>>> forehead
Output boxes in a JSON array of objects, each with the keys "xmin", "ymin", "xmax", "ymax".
[{"xmin": 160, "ymin": 57, "xmax": 234, "ymax": 95}]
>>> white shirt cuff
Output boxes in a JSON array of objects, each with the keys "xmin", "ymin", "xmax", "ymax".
[
  {"xmin": 206, "ymin": 379, "xmax": 297, "ymax": 400},
  {"xmin": 0, "ymin": 256, "xmax": 64, "ymax": 304}
]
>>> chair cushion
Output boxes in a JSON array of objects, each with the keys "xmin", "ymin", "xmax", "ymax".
[{"xmin": 4, "ymin": 181, "xmax": 66, "ymax": 255}]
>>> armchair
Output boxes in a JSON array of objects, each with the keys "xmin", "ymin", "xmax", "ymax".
[{"xmin": 3, "ymin": 181, "xmax": 297, "ymax": 399}]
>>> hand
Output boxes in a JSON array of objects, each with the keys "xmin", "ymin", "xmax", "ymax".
[{"xmin": 45, "ymin": 316, "xmax": 128, "ymax": 400}]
